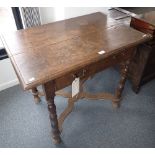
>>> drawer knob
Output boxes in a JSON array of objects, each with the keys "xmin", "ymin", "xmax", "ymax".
[
  {"xmin": 72, "ymin": 74, "xmax": 78, "ymax": 78},
  {"xmin": 72, "ymin": 69, "xmax": 86, "ymax": 78}
]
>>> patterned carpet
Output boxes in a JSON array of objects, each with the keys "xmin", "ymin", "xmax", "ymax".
[{"xmin": 0, "ymin": 68, "xmax": 155, "ymax": 148}]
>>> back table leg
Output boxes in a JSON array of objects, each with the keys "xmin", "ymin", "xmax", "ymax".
[
  {"xmin": 112, "ymin": 60, "xmax": 130, "ymax": 108},
  {"xmin": 31, "ymin": 87, "xmax": 41, "ymax": 103},
  {"xmin": 42, "ymin": 81, "xmax": 61, "ymax": 144}
]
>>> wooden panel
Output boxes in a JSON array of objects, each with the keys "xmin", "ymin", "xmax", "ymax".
[
  {"xmin": 130, "ymin": 17, "xmax": 155, "ymax": 36},
  {"xmin": 2, "ymin": 12, "xmax": 117, "ymax": 57},
  {"xmin": 136, "ymin": 11, "xmax": 155, "ymax": 27}
]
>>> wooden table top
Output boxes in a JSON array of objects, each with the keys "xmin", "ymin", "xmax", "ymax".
[{"xmin": 1, "ymin": 12, "xmax": 151, "ymax": 90}]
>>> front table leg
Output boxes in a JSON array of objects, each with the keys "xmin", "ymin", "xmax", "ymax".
[
  {"xmin": 42, "ymin": 81, "xmax": 61, "ymax": 144},
  {"xmin": 112, "ymin": 60, "xmax": 130, "ymax": 108}
]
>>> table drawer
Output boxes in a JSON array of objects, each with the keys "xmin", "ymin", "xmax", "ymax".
[{"xmin": 55, "ymin": 48, "xmax": 134, "ymax": 91}]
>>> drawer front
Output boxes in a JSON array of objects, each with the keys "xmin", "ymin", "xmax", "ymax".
[
  {"xmin": 55, "ymin": 48, "xmax": 134, "ymax": 91},
  {"xmin": 130, "ymin": 17, "xmax": 155, "ymax": 36}
]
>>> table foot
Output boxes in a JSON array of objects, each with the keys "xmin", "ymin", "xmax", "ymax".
[
  {"xmin": 112, "ymin": 99, "xmax": 121, "ymax": 108},
  {"xmin": 132, "ymin": 85, "xmax": 140, "ymax": 94},
  {"xmin": 52, "ymin": 131, "xmax": 62, "ymax": 144},
  {"xmin": 31, "ymin": 87, "xmax": 41, "ymax": 103}
]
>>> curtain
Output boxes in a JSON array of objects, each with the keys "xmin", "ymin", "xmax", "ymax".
[{"xmin": 20, "ymin": 7, "xmax": 41, "ymax": 28}]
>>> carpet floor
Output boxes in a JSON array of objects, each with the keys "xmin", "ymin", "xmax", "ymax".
[{"xmin": 0, "ymin": 68, "xmax": 155, "ymax": 148}]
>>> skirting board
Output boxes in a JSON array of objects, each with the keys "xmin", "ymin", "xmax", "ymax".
[{"xmin": 0, "ymin": 79, "xmax": 19, "ymax": 92}]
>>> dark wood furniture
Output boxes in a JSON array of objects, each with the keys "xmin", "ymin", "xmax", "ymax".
[
  {"xmin": 1, "ymin": 12, "xmax": 151, "ymax": 144},
  {"xmin": 129, "ymin": 11, "xmax": 155, "ymax": 93},
  {"xmin": 108, "ymin": 8, "xmax": 155, "ymax": 93}
]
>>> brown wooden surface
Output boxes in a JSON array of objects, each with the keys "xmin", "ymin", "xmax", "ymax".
[
  {"xmin": 42, "ymin": 81, "xmax": 61, "ymax": 144},
  {"xmin": 2, "ymin": 12, "xmax": 117, "ymax": 57},
  {"xmin": 131, "ymin": 17, "xmax": 155, "ymax": 36},
  {"xmin": 113, "ymin": 60, "xmax": 131, "ymax": 107},
  {"xmin": 130, "ymin": 11, "xmax": 155, "ymax": 37},
  {"xmin": 131, "ymin": 11, "xmax": 155, "ymax": 33},
  {"xmin": 1, "ymin": 12, "xmax": 151, "ymax": 91}
]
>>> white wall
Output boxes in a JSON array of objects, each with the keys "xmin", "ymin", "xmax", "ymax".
[
  {"xmin": 0, "ymin": 58, "xmax": 19, "ymax": 91},
  {"xmin": 0, "ymin": 7, "xmax": 19, "ymax": 91},
  {"xmin": 39, "ymin": 7, "xmax": 110, "ymax": 24}
]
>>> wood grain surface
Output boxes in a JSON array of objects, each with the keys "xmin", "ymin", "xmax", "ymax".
[{"xmin": 1, "ymin": 12, "xmax": 151, "ymax": 90}]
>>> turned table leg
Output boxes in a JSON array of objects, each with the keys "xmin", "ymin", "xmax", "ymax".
[
  {"xmin": 42, "ymin": 81, "xmax": 61, "ymax": 144},
  {"xmin": 112, "ymin": 60, "xmax": 130, "ymax": 108},
  {"xmin": 31, "ymin": 87, "xmax": 41, "ymax": 103}
]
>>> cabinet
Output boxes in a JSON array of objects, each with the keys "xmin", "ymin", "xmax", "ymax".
[{"xmin": 108, "ymin": 8, "xmax": 155, "ymax": 93}]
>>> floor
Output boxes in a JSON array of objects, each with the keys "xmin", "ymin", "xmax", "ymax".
[{"xmin": 0, "ymin": 68, "xmax": 155, "ymax": 148}]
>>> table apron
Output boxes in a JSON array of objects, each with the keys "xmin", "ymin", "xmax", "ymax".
[{"xmin": 55, "ymin": 47, "xmax": 135, "ymax": 91}]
